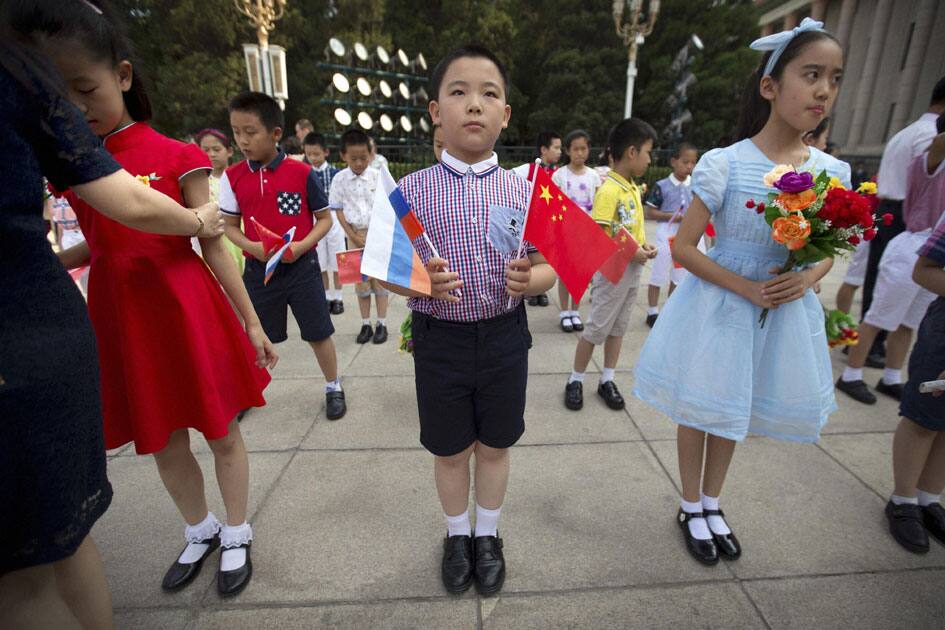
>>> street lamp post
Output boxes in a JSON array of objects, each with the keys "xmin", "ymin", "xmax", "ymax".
[
  {"xmin": 612, "ymin": 0, "xmax": 660, "ymax": 119},
  {"xmin": 235, "ymin": 0, "xmax": 289, "ymax": 107}
]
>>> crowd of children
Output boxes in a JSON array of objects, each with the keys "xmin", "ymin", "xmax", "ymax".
[{"xmin": 10, "ymin": 3, "xmax": 945, "ymax": 625}]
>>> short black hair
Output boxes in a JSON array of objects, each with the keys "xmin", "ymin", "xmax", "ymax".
[
  {"xmin": 340, "ymin": 128, "xmax": 371, "ymax": 153},
  {"xmin": 671, "ymin": 142, "xmax": 698, "ymax": 159},
  {"xmin": 937, "ymin": 112, "xmax": 945, "ymax": 135},
  {"xmin": 607, "ymin": 118, "xmax": 658, "ymax": 161},
  {"xmin": 430, "ymin": 44, "xmax": 510, "ymax": 102},
  {"xmin": 564, "ymin": 129, "xmax": 591, "ymax": 149},
  {"xmin": 228, "ymin": 91, "xmax": 284, "ymax": 132},
  {"xmin": 536, "ymin": 130, "xmax": 561, "ymax": 153},
  {"xmin": 281, "ymin": 135, "xmax": 302, "ymax": 155},
  {"xmin": 932, "ymin": 76, "xmax": 945, "ymax": 106},
  {"xmin": 303, "ymin": 132, "xmax": 328, "ymax": 150}
]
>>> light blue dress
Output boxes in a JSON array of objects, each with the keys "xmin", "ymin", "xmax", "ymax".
[{"xmin": 633, "ymin": 139, "xmax": 851, "ymax": 443}]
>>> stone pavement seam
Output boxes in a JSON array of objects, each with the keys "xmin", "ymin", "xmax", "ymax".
[{"xmin": 814, "ymin": 442, "xmax": 888, "ymax": 503}]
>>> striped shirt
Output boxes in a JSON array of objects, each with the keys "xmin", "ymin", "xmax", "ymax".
[
  {"xmin": 312, "ymin": 162, "xmax": 340, "ymax": 197},
  {"xmin": 918, "ymin": 216, "xmax": 945, "ymax": 267},
  {"xmin": 400, "ymin": 150, "xmax": 536, "ymax": 322}
]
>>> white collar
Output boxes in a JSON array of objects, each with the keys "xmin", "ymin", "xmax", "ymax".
[
  {"xmin": 441, "ymin": 149, "xmax": 499, "ymax": 176},
  {"xmin": 313, "ymin": 161, "xmax": 331, "ymax": 172},
  {"xmin": 669, "ymin": 173, "xmax": 691, "ymax": 186}
]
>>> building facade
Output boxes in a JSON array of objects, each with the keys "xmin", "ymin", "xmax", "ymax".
[{"xmin": 756, "ymin": 0, "xmax": 944, "ymax": 164}]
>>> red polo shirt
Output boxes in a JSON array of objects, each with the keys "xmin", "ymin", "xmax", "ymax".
[{"xmin": 219, "ymin": 152, "xmax": 329, "ymax": 248}]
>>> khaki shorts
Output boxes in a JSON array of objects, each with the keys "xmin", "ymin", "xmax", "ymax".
[{"xmin": 582, "ymin": 263, "xmax": 643, "ymax": 344}]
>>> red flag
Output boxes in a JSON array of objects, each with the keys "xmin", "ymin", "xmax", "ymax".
[
  {"xmin": 250, "ymin": 216, "xmax": 296, "ymax": 262},
  {"xmin": 336, "ymin": 248, "xmax": 365, "ymax": 285},
  {"xmin": 599, "ymin": 227, "xmax": 639, "ymax": 284},
  {"xmin": 522, "ymin": 166, "xmax": 617, "ymax": 302}
]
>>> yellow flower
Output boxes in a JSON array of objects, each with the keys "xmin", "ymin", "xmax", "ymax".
[
  {"xmin": 135, "ymin": 174, "xmax": 152, "ymax": 187},
  {"xmin": 828, "ymin": 177, "xmax": 845, "ymax": 190},
  {"xmin": 763, "ymin": 164, "xmax": 793, "ymax": 188},
  {"xmin": 857, "ymin": 181, "xmax": 877, "ymax": 195}
]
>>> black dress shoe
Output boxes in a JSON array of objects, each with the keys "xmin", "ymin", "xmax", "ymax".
[
  {"xmin": 441, "ymin": 535, "xmax": 474, "ymax": 594},
  {"xmin": 645, "ymin": 313, "xmax": 658, "ymax": 328},
  {"xmin": 885, "ymin": 500, "xmax": 929, "ymax": 553},
  {"xmin": 161, "ymin": 535, "xmax": 220, "ymax": 591},
  {"xmin": 571, "ymin": 316, "xmax": 584, "ymax": 332},
  {"xmin": 537, "ymin": 293, "xmax": 549, "ymax": 307},
  {"xmin": 922, "ymin": 503, "xmax": 945, "ymax": 546},
  {"xmin": 677, "ymin": 510, "xmax": 719, "ymax": 566},
  {"xmin": 328, "ymin": 300, "xmax": 341, "ymax": 315},
  {"xmin": 326, "ymin": 391, "xmax": 346, "ymax": 420},
  {"xmin": 565, "ymin": 381, "xmax": 583, "ymax": 410},
  {"xmin": 597, "ymin": 380, "xmax": 625, "ymax": 410},
  {"xmin": 527, "ymin": 296, "xmax": 539, "ymax": 306},
  {"xmin": 473, "ymin": 535, "xmax": 505, "ymax": 595},
  {"xmin": 373, "ymin": 323, "xmax": 388, "ymax": 344},
  {"xmin": 335, "ymin": 300, "xmax": 345, "ymax": 314},
  {"xmin": 560, "ymin": 316, "xmax": 574, "ymax": 332},
  {"xmin": 835, "ymin": 377, "xmax": 877, "ymax": 404},
  {"xmin": 876, "ymin": 379, "xmax": 903, "ymax": 400},
  {"xmin": 865, "ymin": 351, "xmax": 886, "ymax": 369},
  {"xmin": 704, "ymin": 509, "xmax": 741, "ymax": 559},
  {"xmin": 356, "ymin": 324, "xmax": 373, "ymax": 344},
  {"xmin": 217, "ymin": 543, "xmax": 252, "ymax": 596}
]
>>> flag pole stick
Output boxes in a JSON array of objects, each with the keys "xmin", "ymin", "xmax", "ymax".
[{"xmin": 507, "ymin": 158, "xmax": 542, "ymax": 308}]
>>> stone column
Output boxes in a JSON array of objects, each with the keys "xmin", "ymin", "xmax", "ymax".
[
  {"xmin": 846, "ymin": 0, "xmax": 893, "ymax": 147},
  {"xmin": 810, "ymin": 0, "xmax": 827, "ymax": 21},
  {"xmin": 761, "ymin": 23, "xmax": 774, "ymax": 36},
  {"xmin": 835, "ymin": 0, "xmax": 858, "ymax": 51},
  {"xmin": 888, "ymin": 0, "xmax": 937, "ymax": 135},
  {"xmin": 783, "ymin": 11, "xmax": 799, "ymax": 29}
]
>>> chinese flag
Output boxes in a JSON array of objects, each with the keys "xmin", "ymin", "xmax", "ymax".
[
  {"xmin": 250, "ymin": 216, "xmax": 296, "ymax": 262},
  {"xmin": 336, "ymin": 248, "xmax": 365, "ymax": 285},
  {"xmin": 522, "ymin": 166, "xmax": 618, "ymax": 302},
  {"xmin": 599, "ymin": 227, "xmax": 640, "ymax": 284}
]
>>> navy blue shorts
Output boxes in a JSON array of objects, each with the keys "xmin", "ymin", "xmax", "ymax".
[
  {"xmin": 243, "ymin": 251, "xmax": 334, "ymax": 343},
  {"xmin": 900, "ymin": 298, "xmax": 945, "ymax": 431},
  {"xmin": 411, "ymin": 305, "xmax": 531, "ymax": 456}
]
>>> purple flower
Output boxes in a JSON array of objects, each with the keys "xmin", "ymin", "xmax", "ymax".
[{"xmin": 774, "ymin": 171, "xmax": 815, "ymax": 193}]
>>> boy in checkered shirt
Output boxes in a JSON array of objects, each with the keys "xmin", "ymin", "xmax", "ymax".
[
  {"xmin": 384, "ymin": 46, "xmax": 556, "ymax": 596},
  {"xmin": 221, "ymin": 92, "xmax": 347, "ymax": 421}
]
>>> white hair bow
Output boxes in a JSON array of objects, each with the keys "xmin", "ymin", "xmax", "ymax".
[{"xmin": 750, "ymin": 17, "xmax": 824, "ymax": 77}]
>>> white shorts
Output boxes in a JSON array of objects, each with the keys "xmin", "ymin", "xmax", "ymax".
[
  {"xmin": 316, "ymin": 212, "xmax": 347, "ymax": 272},
  {"xmin": 864, "ymin": 230, "xmax": 936, "ymax": 331},
  {"xmin": 841, "ymin": 239, "xmax": 870, "ymax": 286},
  {"xmin": 649, "ymin": 222, "xmax": 705, "ymax": 288},
  {"xmin": 60, "ymin": 229, "xmax": 85, "ymax": 251}
]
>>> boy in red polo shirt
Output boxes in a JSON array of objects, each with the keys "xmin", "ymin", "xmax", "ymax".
[{"xmin": 221, "ymin": 92, "xmax": 346, "ymax": 420}]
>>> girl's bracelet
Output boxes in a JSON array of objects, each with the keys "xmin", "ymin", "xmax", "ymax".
[{"xmin": 191, "ymin": 212, "xmax": 204, "ymax": 237}]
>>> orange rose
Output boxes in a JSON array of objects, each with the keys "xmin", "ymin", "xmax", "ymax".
[
  {"xmin": 776, "ymin": 188, "xmax": 817, "ymax": 212},
  {"xmin": 771, "ymin": 215, "xmax": 811, "ymax": 251}
]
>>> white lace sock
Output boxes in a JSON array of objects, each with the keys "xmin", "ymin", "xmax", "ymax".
[
  {"xmin": 891, "ymin": 494, "xmax": 918, "ymax": 505},
  {"xmin": 702, "ymin": 493, "xmax": 731, "ymax": 535},
  {"xmin": 445, "ymin": 510, "xmax": 471, "ymax": 537},
  {"xmin": 647, "ymin": 306, "xmax": 659, "ymax": 316},
  {"xmin": 220, "ymin": 522, "xmax": 253, "ymax": 572},
  {"xmin": 325, "ymin": 378, "xmax": 342, "ymax": 393},
  {"xmin": 571, "ymin": 312, "xmax": 583, "ymax": 324},
  {"xmin": 559, "ymin": 310, "xmax": 571, "ymax": 320},
  {"xmin": 681, "ymin": 498, "xmax": 711, "ymax": 540},
  {"xmin": 475, "ymin": 504, "xmax": 501, "ymax": 538},
  {"xmin": 333, "ymin": 288, "xmax": 343, "ymax": 301},
  {"xmin": 178, "ymin": 512, "xmax": 221, "ymax": 564}
]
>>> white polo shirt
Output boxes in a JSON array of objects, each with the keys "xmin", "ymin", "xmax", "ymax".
[{"xmin": 876, "ymin": 112, "xmax": 938, "ymax": 201}]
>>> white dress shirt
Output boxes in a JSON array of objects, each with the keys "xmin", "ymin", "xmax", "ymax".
[{"xmin": 876, "ymin": 112, "xmax": 939, "ymax": 201}]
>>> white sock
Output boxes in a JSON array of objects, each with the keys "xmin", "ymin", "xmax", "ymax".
[
  {"xmin": 219, "ymin": 522, "xmax": 252, "ymax": 572},
  {"xmin": 882, "ymin": 368, "xmax": 902, "ymax": 385},
  {"xmin": 560, "ymin": 310, "xmax": 570, "ymax": 319},
  {"xmin": 333, "ymin": 288, "xmax": 343, "ymax": 301},
  {"xmin": 445, "ymin": 510, "xmax": 471, "ymax": 537},
  {"xmin": 600, "ymin": 367, "xmax": 615, "ymax": 384},
  {"xmin": 325, "ymin": 290, "xmax": 331, "ymax": 301},
  {"xmin": 917, "ymin": 490, "xmax": 941, "ymax": 506},
  {"xmin": 377, "ymin": 318, "xmax": 387, "ymax": 326},
  {"xmin": 701, "ymin": 493, "xmax": 731, "ymax": 535},
  {"xmin": 362, "ymin": 318, "xmax": 371, "ymax": 326},
  {"xmin": 647, "ymin": 306, "xmax": 659, "ymax": 316},
  {"xmin": 680, "ymin": 498, "xmax": 711, "ymax": 540},
  {"xmin": 570, "ymin": 311, "xmax": 581, "ymax": 319},
  {"xmin": 569, "ymin": 371, "xmax": 585, "ymax": 384},
  {"xmin": 475, "ymin": 504, "xmax": 501, "ymax": 537},
  {"xmin": 178, "ymin": 512, "xmax": 222, "ymax": 564},
  {"xmin": 891, "ymin": 494, "xmax": 918, "ymax": 506},
  {"xmin": 325, "ymin": 378, "xmax": 342, "ymax": 393},
  {"xmin": 842, "ymin": 367, "xmax": 863, "ymax": 382}
]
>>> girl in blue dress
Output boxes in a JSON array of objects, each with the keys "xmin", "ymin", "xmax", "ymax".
[{"xmin": 633, "ymin": 19, "xmax": 850, "ymax": 566}]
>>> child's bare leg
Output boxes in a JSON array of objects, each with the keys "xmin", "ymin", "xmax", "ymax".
[
  {"xmin": 332, "ymin": 271, "xmax": 342, "ymax": 291},
  {"xmin": 893, "ymin": 417, "xmax": 938, "ymax": 498},
  {"xmin": 836, "ymin": 283, "xmax": 857, "ymax": 314},
  {"xmin": 916, "ymin": 431, "xmax": 945, "ymax": 496},
  {"xmin": 557, "ymin": 280, "xmax": 571, "ymax": 313},
  {"xmin": 573, "ymin": 337, "xmax": 595, "ymax": 373},
  {"xmin": 308, "ymin": 338, "xmax": 338, "ymax": 382},
  {"xmin": 647, "ymin": 285, "xmax": 660, "ymax": 309},
  {"xmin": 846, "ymin": 322, "xmax": 882, "ymax": 369},
  {"xmin": 0, "ymin": 564, "xmax": 81, "ymax": 630},
  {"xmin": 321, "ymin": 271, "xmax": 330, "ymax": 294},
  {"xmin": 602, "ymin": 334, "xmax": 623, "ymax": 370},
  {"xmin": 207, "ymin": 419, "xmax": 249, "ymax": 526},
  {"xmin": 677, "ymin": 425, "xmax": 706, "ymax": 503},
  {"xmin": 54, "ymin": 535, "xmax": 114, "ymax": 630},
  {"xmin": 435, "ymin": 443, "xmax": 475, "ymax": 516},
  {"xmin": 356, "ymin": 281, "xmax": 372, "ymax": 320},
  {"xmin": 473, "ymin": 442, "xmax": 510, "ymax": 510},
  {"xmin": 702, "ymin": 434, "xmax": 736, "ymax": 497},
  {"xmin": 153, "ymin": 429, "xmax": 210, "ymax": 525},
  {"xmin": 884, "ymin": 325, "xmax": 913, "ymax": 371},
  {"xmin": 372, "ymin": 280, "xmax": 389, "ymax": 319}
]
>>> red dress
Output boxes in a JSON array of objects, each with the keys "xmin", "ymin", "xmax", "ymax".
[{"xmin": 64, "ymin": 122, "xmax": 271, "ymax": 454}]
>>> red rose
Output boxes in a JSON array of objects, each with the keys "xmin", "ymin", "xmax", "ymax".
[
  {"xmin": 864, "ymin": 228, "xmax": 877, "ymax": 241},
  {"xmin": 848, "ymin": 235, "xmax": 861, "ymax": 245},
  {"xmin": 882, "ymin": 212, "xmax": 894, "ymax": 226},
  {"xmin": 746, "ymin": 199, "xmax": 755, "ymax": 209}
]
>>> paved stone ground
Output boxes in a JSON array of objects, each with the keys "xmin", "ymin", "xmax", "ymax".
[{"xmin": 98, "ymin": 230, "xmax": 945, "ymax": 629}]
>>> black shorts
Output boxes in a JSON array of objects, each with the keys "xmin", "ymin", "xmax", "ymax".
[
  {"xmin": 411, "ymin": 305, "xmax": 532, "ymax": 456},
  {"xmin": 900, "ymin": 298, "xmax": 945, "ymax": 431},
  {"xmin": 243, "ymin": 251, "xmax": 334, "ymax": 343}
]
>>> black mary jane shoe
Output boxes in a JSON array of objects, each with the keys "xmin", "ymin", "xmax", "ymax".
[
  {"xmin": 922, "ymin": 503, "xmax": 945, "ymax": 546},
  {"xmin": 441, "ymin": 535, "xmax": 474, "ymax": 594},
  {"xmin": 704, "ymin": 508, "xmax": 741, "ymax": 560},
  {"xmin": 570, "ymin": 316, "xmax": 584, "ymax": 332},
  {"xmin": 677, "ymin": 509, "xmax": 719, "ymax": 566},
  {"xmin": 560, "ymin": 316, "xmax": 574, "ymax": 333},
  {"xmin": 473, "ymin": 534, "xmax": 506, "ymax": 596},
  {"xmin": 161, "ymin": 535, "xmax": 220, "ymax": 591},
  {"xmin": 217, "ymin": 542, "xmax": 253, "ymax": 597}
]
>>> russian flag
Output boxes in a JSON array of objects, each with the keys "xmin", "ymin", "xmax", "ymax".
[{"xmin": 361, "ymin": 166, "xmax": 432, "ymax": 295}]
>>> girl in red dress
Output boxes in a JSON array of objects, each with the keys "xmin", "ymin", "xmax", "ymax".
[{"xmin": 46, "ymin": 1, "xmax": 276, "ymax": 597}]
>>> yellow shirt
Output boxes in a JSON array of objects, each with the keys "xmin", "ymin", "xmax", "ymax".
[{"xmin": 590, "ymin": 171, "xmax": 647, "ymax": 246}]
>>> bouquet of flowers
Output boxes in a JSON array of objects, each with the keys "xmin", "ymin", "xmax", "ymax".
[
  {"xmin": 824, "ymin": 308, "xmax": 859, "ymax": 348},
  {"xmin": 747, "ymin": 167, "xmax": 887, "ymax": 326},
  {"xmin": 398, "ymin": 313, "xmax": 414, "ymax": 355}
]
